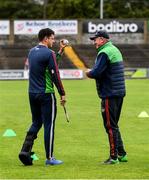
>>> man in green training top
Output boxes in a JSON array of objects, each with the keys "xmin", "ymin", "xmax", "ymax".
[
  {"xmin": 86, "ymin": 30, "xmax": 127, "ymax": 164},
  {"xmin": 19, "ymin": 28, "xmax": 66, "ymax": 166}
]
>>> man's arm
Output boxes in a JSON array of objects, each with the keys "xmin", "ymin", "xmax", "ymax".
[
  {"xmin": 56, "ymin": 48, "xmax": 64, "ymax": 63},
  {"xmin": 86, "ymin": 53, "xmax": 108, "ymax": 79},
  {"xmin": 48, "ymin": 51, "xmax": 65, "ymax": 97},
  {"xmin": 56, "ymin": 39, "xmax": 68, "ymax": 63}
]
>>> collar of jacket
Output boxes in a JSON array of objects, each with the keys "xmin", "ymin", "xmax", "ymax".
[{"xmin": 97, "ymin": 41, "xmax": 112, "ymax": 53}]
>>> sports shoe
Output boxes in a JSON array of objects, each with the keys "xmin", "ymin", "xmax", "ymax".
[
  {"xmin": 103, "ymin": 158, "xmax": 119, "ymax": 165},
  {"xmin": 45, "ymin": 157, "xmax": 63, "ymax": 165},
  {"xmin": 19, "ymin": 152, "xmax": 34, "ymax": 165},
  {"xmin": 118, "ymin": 154, "xmax": 128, "ymax": 162}
]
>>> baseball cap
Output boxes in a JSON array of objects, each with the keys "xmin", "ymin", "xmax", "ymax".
[{"xmin": 90, "ymin": 30, "xmax": 109, "ymax": 40}]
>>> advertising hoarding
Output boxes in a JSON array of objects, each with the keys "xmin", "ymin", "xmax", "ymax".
[
  {"xmin": 0, "ymin": 20, "xmax": 10, "ymax": 35},
  {"xmin": 83, "ymin": 20, "xmax": 144, "ymax": 34},
  {"xmin": 14, "ymin": 20, "xmax": 78, "ymax": 35}
]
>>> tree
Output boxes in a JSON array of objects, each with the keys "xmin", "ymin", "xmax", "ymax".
[
  {"xmin": 0, "ymin": 0, "xmax": 149, "ymax": 19},
  {"xmin": 103, "ymin": 0, "xmax": 149, "ymax": 18},
  {"xmin": 46, "ymin": 0, "xmax": 99, "ymax": 19},
  {"xmin": 0, "ymin": 0, "xmax": 43, "ymax": 19}
]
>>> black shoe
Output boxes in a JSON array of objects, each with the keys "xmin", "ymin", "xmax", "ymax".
[
  {"xmin": 103, "ymin": 157, "xmax": 119, "ymax": 165},
  {"xmin": 19, "ymin": 152, "xmax": 33, "ymax": 165}
]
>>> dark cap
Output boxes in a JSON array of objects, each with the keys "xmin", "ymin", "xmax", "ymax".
[{"xmin": 90, "ymin": 30, "xmax": 109, "ymax": 40}]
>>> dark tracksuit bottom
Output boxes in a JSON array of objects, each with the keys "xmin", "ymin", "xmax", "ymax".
[
  {"xmin": 28, "ymin": 93, "xmax": 57, "ymax": 159},
  {"xmin": 101, "ymin": 97, "xmax": 126, "ymax": 160}
]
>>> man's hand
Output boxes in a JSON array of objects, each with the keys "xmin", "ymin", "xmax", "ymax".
[
  {"xmin": 60, "ymin": 39, "xmax": 69, "ymax": 47},
  {"xmin": 85, "ymin": 69, "xmax": 91, "ymax": 77},
  {"xmin": 58, "ymin": 39, "xmax": 69, "ymax": 55},
  {"xmin": 60, "ymin": 95, "xmax": 66, "ymax": 106}
]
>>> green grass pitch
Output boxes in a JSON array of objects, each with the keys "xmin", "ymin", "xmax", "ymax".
[{"xmin": 0, "ymin": 79, "xmax": 149, "ymax": 179}]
